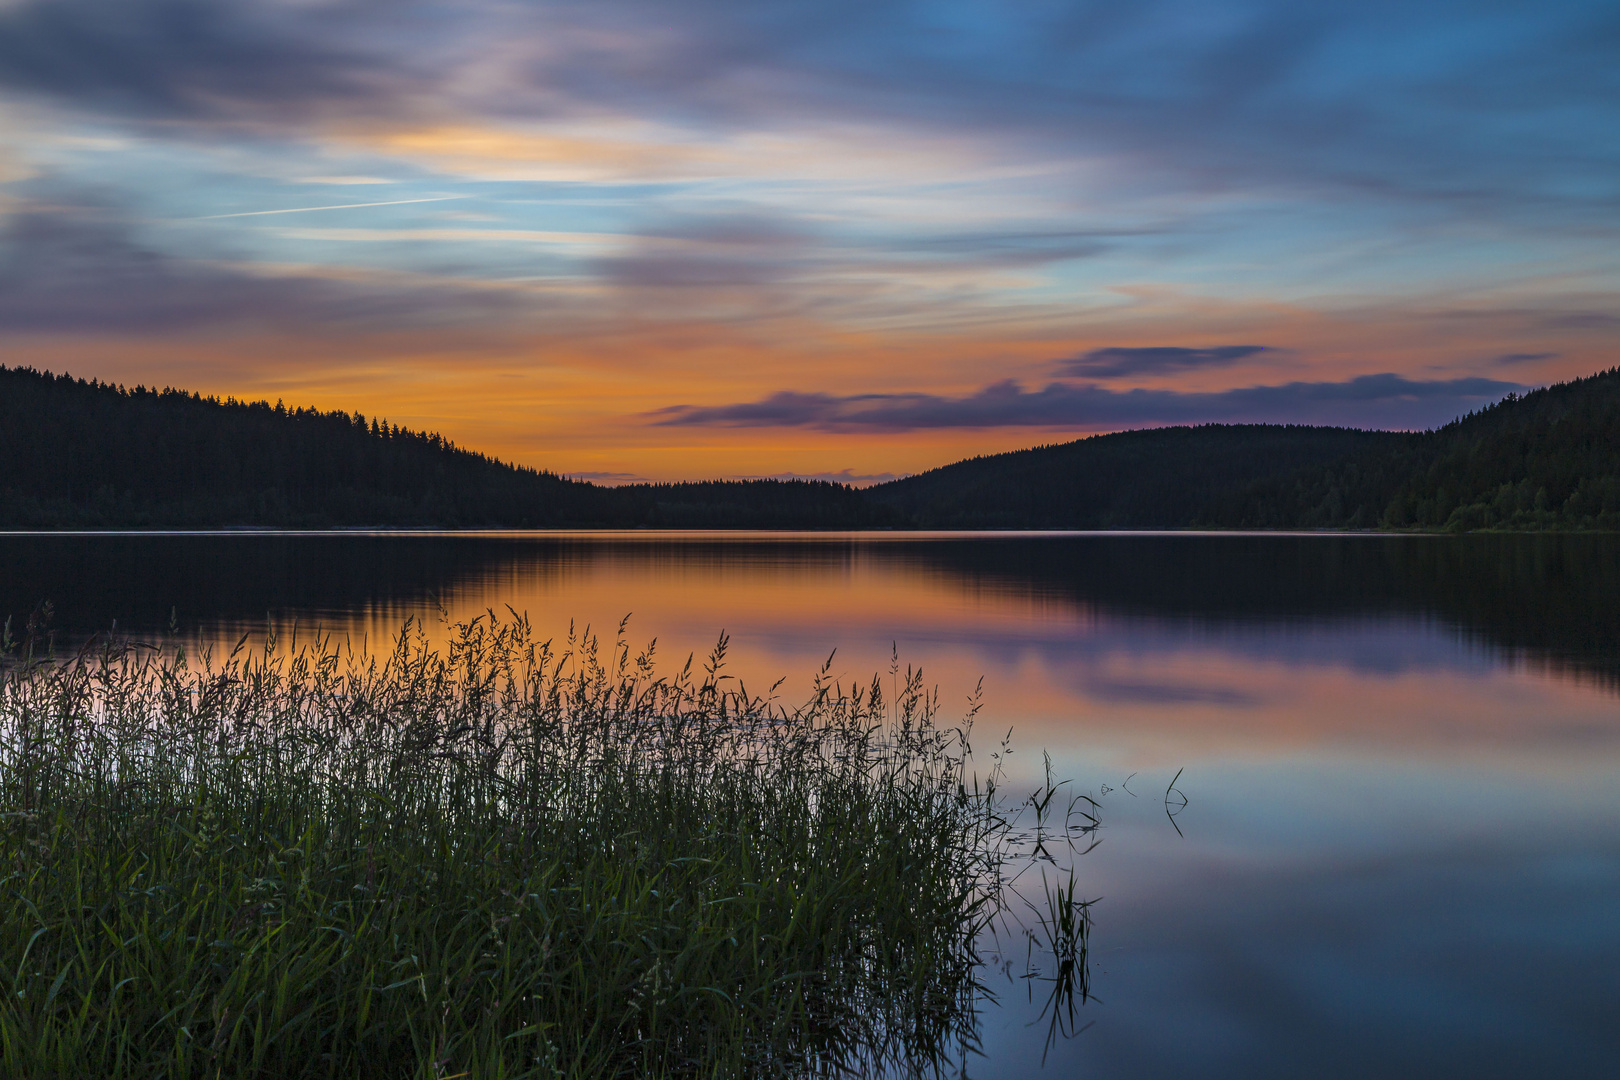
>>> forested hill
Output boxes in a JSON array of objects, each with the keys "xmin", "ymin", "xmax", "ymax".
[
  {"xmin": 6, "ymin": 364, "xmax": 1618, "ymax": 531},
  {"xmin": 866, "ymin": 425, "xmax": 1406, "ymax": 529},
  {"xmin": 1200, "ymin": 366, "xmax": 1620, "ymax": 530},
  {"xmin": 0, "ymin": 368, "xmax": 889, "ymax": 529},
  {"xmin": 867, "ymin": 367, "xmax": 1620, "ymax": 531}
]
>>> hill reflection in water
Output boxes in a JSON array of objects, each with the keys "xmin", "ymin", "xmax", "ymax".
[
  {"xmin": 3, "ymin": 531, "xmax": 1617, "ymax": 1076},
  {"xmin": 7, "ymin": 531, "xmax": 1619, "ymax": 681}
]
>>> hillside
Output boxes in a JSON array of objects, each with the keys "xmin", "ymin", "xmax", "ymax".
[
  {"xmin": 0, "ymin": 368, "xmax": 889, "ymax": 529},
  {"xmin": 867, "ymin": 424, "xmax": 1407, "ymax": 529},
  {"xmin": 6, "ymin": 364, "xmax": 1617, "ymax": 532},
  {"xmin": 1212, "ymin": 367, "xmax": 1620, "ymax": 531},
  {"xmin": 868, "ymin": 368, "xmax": 1620, "ymax": 531}
]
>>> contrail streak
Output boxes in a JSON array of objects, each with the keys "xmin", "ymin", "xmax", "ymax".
[{"xmin": 194, "ymin": 196, "xmax": 467, "ymax": 219}]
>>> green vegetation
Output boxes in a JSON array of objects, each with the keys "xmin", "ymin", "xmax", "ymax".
[
  {"xmin": 0, "ymin": 367, "xmax": 890, "ymax": 529},
  {"xmin": 1214, "ymin": 368, "xmax": 1620, "ymax": 531},
  {"xmin": 8, "ymin": 362, "xmax": 1617, "ymax": 531},
  {"xmin": 869, "ymin": 424, "xmax": 1398, "ymax": 529},
  {"xmin": 0, "ymin": 614, "xmax": 1085, "ymax": 1078},
  {"xmin": 872, "ymin": 367, "xmax": 1620, "ymax": 531}
]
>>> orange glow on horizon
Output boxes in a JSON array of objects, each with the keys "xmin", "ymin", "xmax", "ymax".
[{"xmin": 3, "ymin": 278, "xmax": 1614, "ymax": 482}]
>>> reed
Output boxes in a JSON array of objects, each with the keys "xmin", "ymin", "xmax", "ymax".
[{"xmin": 0, "ymin": 613, "xmax": 1082, "ymax": 1078}]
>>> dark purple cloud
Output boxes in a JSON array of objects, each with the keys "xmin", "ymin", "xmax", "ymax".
[
  {"xmin": 1540, "ymin": 313, "xmax": 1620, "ymax": 331},
  {"xmin": 587, "ymin": 215, "xmax": 1121, "ymax": 295},
  {"xmin": 0, "ymin": 201, "xmax": 520, "ymax": 333},
  {"xmin": 590, "ymin": 215, "xmax": 818, "ymax": 289},
  {"xmin": 1494, "ymin": 352, "xmax": 1560, "ymax": 365},
  {"xmin": 657, "ymin": 391, "xmax": 842, "ymax": 428},
  {"xmin": 1061, "ymin": 345, "xmax": 1273, "ymax": 379},
  {"xmin": 0, "ymin": 0, "xmax": 412, "ymax": 124},
  {"xmin": 0, "ymin": 1, "xmax": 1614, "ymax": 219},
  {"xmin": 650, "ymin": 373, "xmax": 1525, "ymax": 433}
]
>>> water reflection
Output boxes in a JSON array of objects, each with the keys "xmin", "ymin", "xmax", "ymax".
[
  {"xmin": 6, "ymin": 532, "xmax": 1618, "ymax": 686},
  {"xmin": 2, "ymin": 531, "xmax": 1617, "ymax": 1076}
]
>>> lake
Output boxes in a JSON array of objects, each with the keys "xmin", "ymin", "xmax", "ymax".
[{"xmin": 3, "ymin": 530, "xmax": 1617, "ymax": 1078}]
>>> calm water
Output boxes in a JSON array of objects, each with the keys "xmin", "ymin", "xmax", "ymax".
[{"xmin": 4, "ymin": 531, "xmax": 1618, "ymax": 1077}]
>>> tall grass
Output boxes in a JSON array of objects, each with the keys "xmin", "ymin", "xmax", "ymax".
[{"xmin": 0, "ymin": 613, "xmax": 1083, "ymax": 1078}]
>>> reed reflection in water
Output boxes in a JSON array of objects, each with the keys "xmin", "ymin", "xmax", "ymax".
[
  {"xmin": 1, "ymin": 531, "xmax": 1617, "ymax": 1077},
  {"xmin": 0, "ymin": 613, "xmax": 1102, "ymax": 1077}
]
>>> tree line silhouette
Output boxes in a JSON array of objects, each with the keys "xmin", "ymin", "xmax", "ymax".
[
  {"xmin": 0, "ymin": 367, "xmax": 885, "ymax": 529},
  {"xmin": 870, "ymin": 366, "xmax": 1620, "ymax": 531},
  {"xmin": 3, "ymin": 364, "xmax": 1617, "ymax": 531}
]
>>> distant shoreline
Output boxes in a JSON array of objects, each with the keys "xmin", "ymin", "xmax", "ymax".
[
  {"xmin": 7, "ymin": 364, "xmax": 1619, "ymax": 533},
  {"xmin": 2, "ymin": 526, "xmax": 1614, "ymax": 538}
]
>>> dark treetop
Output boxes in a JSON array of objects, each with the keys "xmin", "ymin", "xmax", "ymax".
[
  {"xmin": 3, "ymin": 364, "xmax": 1618, "ymax": 531},
  {"xmin": 0, "ymin": 367, "xmax": 885, "ymax": 529},
  {"xmin": 867, "ymin": 366, "xmax": 1620, "ymax": 531}
]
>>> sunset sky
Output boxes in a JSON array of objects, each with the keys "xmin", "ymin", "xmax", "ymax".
[{"xmin": 1, "ymin": 0, "xmax": 1616, "ymax": 482}]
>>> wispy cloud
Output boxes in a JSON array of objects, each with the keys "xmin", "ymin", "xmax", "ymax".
[
  {"xmin": 0, "ymin": 0, "xmax": 1613, "ymax": 477},
  {"xmin": 195, "ymin": 196, "xmax": 464, "ymax": 220},
  {"xmin": 0, "ymin": 0, "xmax": 415, "ymax": 124},
  {"xmin": 294, "ymin": 176, "xmax": 398, "ymax": 186},
  {"xmin": 1060, "ymin": 345, "xmax": 1274, "ymax": 379},
  {"xmin": 650, "ymin": 374, "xmax": 1524, "ymax": 433},
  {"xmin": 4, "ymin": 0, "xmax": 1615, "ymax": 214},
  {"xmin": 0, "ymin": 199, "xmax": 520, "ymax": 333}
]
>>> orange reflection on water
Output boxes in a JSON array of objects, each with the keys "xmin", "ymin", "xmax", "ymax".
[{"xmin": 212, "ymin": 535, "xmax": 1620, "ymax": 771}]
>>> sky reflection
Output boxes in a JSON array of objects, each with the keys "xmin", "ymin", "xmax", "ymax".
[{"xmin": 2, "ymin": 532, "xmax": 1616, "ymax": 1073}]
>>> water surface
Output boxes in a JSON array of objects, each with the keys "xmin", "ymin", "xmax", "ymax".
[{"xmin": 3, "ymin": 531, "xmax": 1617, "ymax": 1077}]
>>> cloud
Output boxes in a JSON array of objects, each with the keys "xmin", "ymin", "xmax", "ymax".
[
  {"xmin": 354, "ymin": 124, "xmax": 727, "ymax": 184},
  {"xmin": 654, "ymin": 391, "xmax": 842, "ymax": 428},
  {"xmin": 195, "ymin": 196, "xmax": 466, "ymax": 220},
  {"xmin": 1061, "ymin": 345, "xmax": 1274, "ymax": 379},
  {"xmin": 1493, "ymin": 351, "xmax": 1559, "ymax": 365},
  {"xmin": 590, "ymin": 214, "xmax": 819, "ymax": 290},
  {"xmin": 501, "ymin": 0, "xmax": 1620, "ymax": 219},
  {"xmin": 0, "ymin": 0, "xmax": 412, "ymax": 125},
  {"xmin": 1540, "ymin": 312, "xmax": 1620, "ymax": 331},
  {"xmin": 0, "ymin": 199, "xmax": 521, "ymax": 333},
  {"xmin": 295, "ymin": 176, "xmax": 398, "ymax": 186},
  {"xmin": 3, "ymin": 0, "xmax": 1614, "ymax": 221},
  {"xmin": 649, "ymin": 373, "xmax": 1525, "ymax": 433},
  {"xmin": 0, "ymin": 0, "xmax": 1611, "ymax": 461}
]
